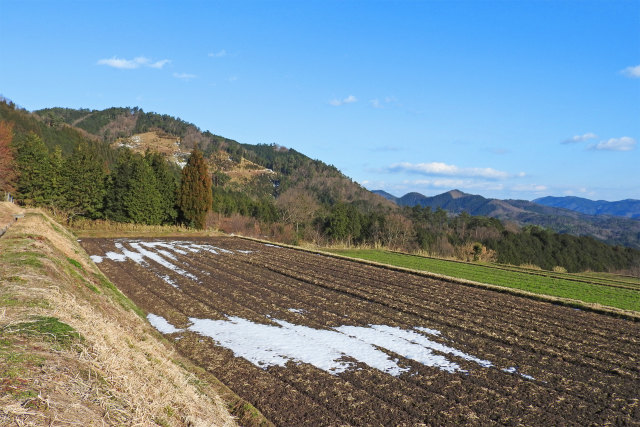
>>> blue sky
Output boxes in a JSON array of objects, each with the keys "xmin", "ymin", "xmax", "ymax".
[{"xmin": 1, "ymin": 0, "xmax": 639, "ymax": 201}]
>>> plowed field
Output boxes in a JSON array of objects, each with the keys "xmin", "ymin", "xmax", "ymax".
[{"xmin": 80, "ymin": 237, "xmax": 640, "ymax": 426}]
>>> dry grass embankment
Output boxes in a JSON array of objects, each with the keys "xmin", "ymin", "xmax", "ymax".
[{"xmin": 0, "ymin": 204, "xmax": 237, "ymax": 426}]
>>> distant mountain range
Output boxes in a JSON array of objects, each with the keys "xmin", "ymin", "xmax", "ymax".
[
  {"xmin": 373, "ymin": 189, "xmax": 640, "ymax": 249},
  {"xmin": 534, "ymin": 196, "xmax": 640, "ymax": 219}
]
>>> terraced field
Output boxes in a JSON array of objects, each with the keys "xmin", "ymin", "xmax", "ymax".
[{"xmin": 80, "ymin": 237, "xmax": 640, "ymax": 426}]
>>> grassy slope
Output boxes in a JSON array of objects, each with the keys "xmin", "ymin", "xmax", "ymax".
[
  {"xmin": 0, "ymin": 204, "xmax": 270, "ymax": 426},
  {"xmin": 328, "ymin": 249, "xmax": 640, "ymax": 313}
]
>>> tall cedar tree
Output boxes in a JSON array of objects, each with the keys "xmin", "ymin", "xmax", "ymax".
[
  {"xmin": 62, "ymin": 142, "xmax": 107, "ymax": 219},
  {"xmin": 179, "ymin": 149, "xmax": 212, "ymax": 229},
  {"xmin": 104, "ymin": 150, "xmax": 164, "ymax": 225},
  {"xmin": 0, "ymin": 120, "xmax": 17, "ymax": 195},
  {"xmin": 146, "ymin": 151, "xmax": 179, "ymax": 224},
  {"xmin": 13, "ymin": 132, "xmax": 53, "ymax": 206}
]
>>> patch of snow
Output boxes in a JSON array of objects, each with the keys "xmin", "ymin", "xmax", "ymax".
[
  {"xmin": 147, "ymin": 314, "xmax": 184, "ymax": 334},
  {"xmin": 237, "ymin": 250, "xmax": 253, "ymax": 254},
  {"xmin": 287, "ymin": 308, "xmax": 306, "ymax": 314},
  {"xmin": 105, "ymin": 251, "xmax": 127, "ymax": 262},
  {"xmin": 90, "ymin": 255, "xmax": 103, "ymax": 263},
  {"xmin": 264, "ymin": 244, "xmax": 280, "ymax": 248},
  {"xmin": 336, "ymin": 325, "xmax": 463, "ymax": 373},
  {"xmin": 159, "ymin": 274, "xmax": 180, "ymax": 289},
  {"xmin": 502, "ymin": 366, "xmax": 535, "ymax": 381},
  {"xmin": 184, "ymin": 315, "xmax": 499, "ymax": 376},
  {"xmin": 345, "ymin": 325, "xmax": 493, "ymax": 369},
  {"xmin": 129, "ymin": 242, "xmax": 198, "ymax": 281},
  {"xmin": 188, "ymin": 316, "xmax": 407, "ymax": 376},
  {"xmin": 148, "ymin": 313, "xmax": 528, "ymax": 380},
  {"xmin": 414, "ymin": 326, "xmax": 441, "ymax": 336}
]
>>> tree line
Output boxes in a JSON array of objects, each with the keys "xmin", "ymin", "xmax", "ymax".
[
  {"xmin": 2, "ymin": 99, "xmax": 638, "ymax": 274},
  {"xmin": 1, "ymin": 122, "xmax": 212, "ymax": 229}
]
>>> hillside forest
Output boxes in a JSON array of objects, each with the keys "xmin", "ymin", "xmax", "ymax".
[{"xmin": 1, "ymin": 98, "xmax": 638, "ymax": 274}]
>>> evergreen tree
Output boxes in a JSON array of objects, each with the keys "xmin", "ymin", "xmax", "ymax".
[
  {"xmin": 146, "ymin": 151, "xmax": 179, "ymax": 224},
  {"xmin": 49, "ymin": 146, "xmax": 66, "ymax": 209},
  {"xmin": 105, "ymin": 150, "xmax": 163, "ymax": 224},
  {"xmin": 178, "ymin": 149, "xmax": 212, "ymax": 229},
  {"xmin": 62, "ymin": 142, "xmax": 106, "ymax": 219},
  {"xmin": 13, "ymin": 132, "xmax": 53, "ymax": 206},
  {"xmin": 124, "ymin": 155, "xmax": 163, "ymax": 225},
  {"xmin": 104, "ymin": 150, "xmax": 135, "ymax": 222},
  {"xmin": 0, "ymin": 120, "xmax": 17, "ymax": 196}
]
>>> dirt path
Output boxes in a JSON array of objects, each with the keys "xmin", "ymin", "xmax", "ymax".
[
  {"xmin": 81, "ymin": 236, "xmax": 640, "ymax": 426},
  {"xmin": 0, "ymin": 202, "xmax": 23, "ymax": 237}
]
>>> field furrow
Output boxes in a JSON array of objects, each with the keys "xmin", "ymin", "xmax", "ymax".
[{"xmin": 80, "ymin": 237, "xmax": 640, "ymax": 426}]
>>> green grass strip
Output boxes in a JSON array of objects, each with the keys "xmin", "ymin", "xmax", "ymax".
[{"xmin": 328, "ymin": 249, "xmax": 640, "ymax": 312}]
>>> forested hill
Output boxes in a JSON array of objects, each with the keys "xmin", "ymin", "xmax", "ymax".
[
  {"xmin": 376, "ymin": 189, "xmax": 640, "ymax": 250},
  {"xmin": 2, "ymin": 98, "xmax": 639, "ymax": 274},
  {"xmin": 34, "ymin": 105, "xmax": 392, "ymax": 211},
  {"xmin": 534, "ymin": 196, "xmax": 640, "ymax": 220}
]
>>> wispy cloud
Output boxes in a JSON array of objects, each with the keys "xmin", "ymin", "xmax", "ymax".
[
  {"xmin": 621, "ymin": 64, "xmax": 640, "ymax": 78},
  {"xmin": 588, "ymin": 136, "xmax": 636, "ymax": 152},
  {"xmin": 208, "ymin": 49, "xmax": 228, "ymax": 58},
  {"xmin": 510, "ymin": 184, "xmax": 548, "ymax": 192},
  {"xmin": 562, "ymin": 132, "xmax": 597, "ymax": 144},
  {"xmin": 409, "ymin": 179, "xmax": 505, "ymax": 192},
  {"xmin": 173, "ymin": 72, "xmax": 196, "ymax": 81},
  {"xmin": 389, "ymin": 161, "xmax": 521, "ymax": 180},
  {"xmin": 369, "ymin": 96, "xmax": 397, "ymax": 109},
  {"xmin": 329, "ymin": 95, "xmax": 357, "ymax": 106},
  {"xmin": 97, "ymin": 56, "xmax": 170, "ymax": 70}
]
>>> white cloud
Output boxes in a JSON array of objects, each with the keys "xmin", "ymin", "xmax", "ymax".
[
  {"xmin": 97, "ymin": 56, "xmax": 170, "ymax": 70},
  {"xmin": 588, "ymin": 136, "xmax": 636, "ymax": 152},
  {"xmin": 389, "ymin": 161, "xmax": 518, "ymax": 180},
  {"xmin": 208, "ymin": 49, "xmax": 228, "ymax": 58},
  {"xmin": 329, "ymin": 95, "xmax": 357, "ymax": 106},
  {"xmin": 621, "ymin": 64, "xmax": 640, "ymax": 78},
  {"xmin": 562, "ymin": 132, "xmax": 597, "ymax": 144},
  {"xmin": 148, "ymin": 59, "xmax": 171, "ymax": 69},
  {"xmin": 173, "ymin": 72, "xmax": 196, "ymax": 81},
  {"xmin": 408, "ymin": 179, "xmax": 505, "ymax": 192},
  {"xmin": 510, "ymin": 184, "xmax": 548, "ymax": 192},
  {"xmin": 227, "ymin": 75, "xmax": 238, "ymax": 82},
  {"xmin": 369, "ymin": 96, "xmax": 397, "ymax": 109}
]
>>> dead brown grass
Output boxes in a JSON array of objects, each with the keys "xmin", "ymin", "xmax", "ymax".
[
  {"xmin": 0, "ymin": 207, "xmax": 236, "ymax": 426},
  {"xmin": 112, "ymin": 131, "xmax": 189, "ymax": 165},
  {"xmin": 0, "ymin": 201, "xmax": 23, "ymax": 230}
]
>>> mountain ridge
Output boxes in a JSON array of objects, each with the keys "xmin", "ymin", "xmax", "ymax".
[
  {"xmin": 375, "ymin": 189, "xmax": 640, "ymax": 249},
  {"xmin": 534, "ymin": 195, "xmax": 640, "ymax": 219}
]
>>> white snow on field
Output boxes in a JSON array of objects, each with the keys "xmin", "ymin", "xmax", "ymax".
[
  {"xmin": 147, "ymin": 313, "xmax": 184, "ymax": 334},
  {"xmin": 146, "ymin": 313, "xmax": 520, "ymax": 378},
  {"xmin": 414, "ymin": 326, "xmax": 441, "ymax": 336},
  {"xmin": 105, "ymin": 251, "xmax": 127, "ymax": 262},
  {"xmin": 129, "ymin": 242, "xmax": 199, "ymax": 281},
  {"xmin": 89, "ymin": 239, "xmax": 260, "ymax": 288},
  {"xmin": 337, "ymin": 325, "xmax": 493, "ymax": 371},
  {"xmin": 502, "ymin": 367, "xmax": 535, "ymax": 380},
  {"xmin": 288, "ymin": 308, "xmax": 306, "ymax": 314}
]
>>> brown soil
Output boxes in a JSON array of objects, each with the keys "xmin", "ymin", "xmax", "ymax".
[{"xmin": 81, "ymin": 236, "xmax": 640, "ymax": 426}]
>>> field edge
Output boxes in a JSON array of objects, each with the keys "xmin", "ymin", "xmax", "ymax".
[{"xmin": 236, "ymin": 235, "xmax": 640, "ymax": 322}]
